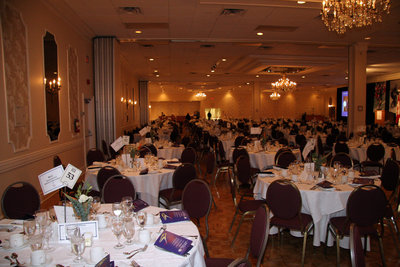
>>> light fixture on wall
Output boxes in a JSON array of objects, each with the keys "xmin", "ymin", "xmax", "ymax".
[
  {"xmin": 271, "ymin": 74, "xmax": 296, "ymax": 93},
  {"xmin": 44, "ymin": 77, "xmax": 61, "ymax": 95},
  {"xmin": 195, "ymin": 92, "xmax": 207, "ymax": 99},
  {"xmin": 321, "ymin": 0, "xmax": 391, "ymax": 34},
  {"xmin": 269, "ymin": 91, "xmax": 281, "ymax": 101}
]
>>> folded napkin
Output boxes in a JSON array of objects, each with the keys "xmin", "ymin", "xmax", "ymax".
[
  {"xmin": 132, "ymin": 199, "xmax": 149, "ymax": 212},
  {"xmin": 160, "ymin": 210, "xmax": 190, "ymax": 224},
  {"xmin": 164, "ymin": 164, "xmax": 178, "ymax": 169},
  {"xmin": 352, "ymin": 178, "xmax": 375, "ymax": 185},
  {"xmin": 95, "ymin": 254, "xmax": 112, "ymax": 267},
  {"xmin": 359, "ymin": 170, "xmax": 378, "ymax": 177},
  {"xmin": 167, "ymin": 160, "xmax": 180, "ymax": 164},
  {"xmin": 140, "ymin": 168, "xmax": 149, "ymax": 175},
  {"xmin": 154, "ymin": 230, "xmax": 193, "ymax": 256},
  {"xmin": 317, "ymin": 180, "xmax": 333, "ymax": 188}
]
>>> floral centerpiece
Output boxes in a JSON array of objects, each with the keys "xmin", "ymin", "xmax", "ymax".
[
  {"xmin": 312, "ymin": 152, "xmax": 331, "ymax": 171},
  {"xmin": 64, "ymin": 183, "xmax": 93, "ymax": 221}
]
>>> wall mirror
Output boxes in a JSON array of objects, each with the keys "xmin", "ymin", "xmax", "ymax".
[{"xmin": 43, "ymin": 31, "xmax": 60, "ymax": 141}]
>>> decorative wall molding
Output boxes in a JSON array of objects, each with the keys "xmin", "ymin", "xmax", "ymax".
[
  {"xmin": 1, "ymin": 3, "xmax": 32, "ymax": 152},
  {"xmin": 0, "ymin": 139, "xmax": 83, "ymax": 174},
  {"xmin": 68, "ymin": 46, "xmax": 79, "ymax": 136}
]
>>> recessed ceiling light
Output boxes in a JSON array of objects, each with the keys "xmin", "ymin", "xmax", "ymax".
[
  {"xmin": 246, "ymin": 82, "xmax": 250, "ymax": 85},
  {"xmin": 149, "ymin": 58, "xmax": 154, "ymax": 61},
  {"xmin": 364, "ymin": 37, "xmax": 371, "ymax": 40},
  {"xmin": 156, "ymin": 74, "xmax": 160, "ymax": 77},
  {"xmin": 135, "ymin": 30, "xmax": 142, "ymax": 34},
  {"xmin": 257, "ymin": 32, "xmax": 263, "ymax": 36},
  {"xmin": 345, "ymin": 76, "xmax": 348, "ymax": 80},
  {"xmin": 256, "ymin": 75, "xmax": 260, "ymax": 78},
  {"xmin": 302, "ymin": 75, "xmax": 306, "ymax": 78},
  {"xmin": 222, "ymin": 58, "xmax": 227, "ymax": 62},
  {"xmin": 154, "ymin": 70, "xmax": 158, "ymax": 72},
  {"xmin": 206, "ymin": 74, "xmax": 210, "ymax": 77},
  {"xmin": 297, "ymin": 1, "xmax": 306, "ymax": 4},
  {"xmin": 211, "ymin": 69, "xmax": 215, "ymax": 73}
]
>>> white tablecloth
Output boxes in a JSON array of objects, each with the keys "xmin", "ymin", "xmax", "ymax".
[
  {"xmin": 348, "ymin": 144, "xmax": 400, "ymax": 163},
  {"xmin": 157, "ymin": 146, "xmax": 184, "ymax": 160},
  {"xmin": 253, "ymin": 173, "xmax": 354, "ymax": 247},
  {"xmin": 0, "ymin": 206, "xmax": 205, "ymax": 267},
  {"xmin": 85, "ymin": 167, "xmax": 175, "ymax": 206}
]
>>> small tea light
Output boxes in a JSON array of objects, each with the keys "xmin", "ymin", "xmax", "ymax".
[{"xmin": 84, "ymin": 232, "xmax": 93, "ymax": 247}]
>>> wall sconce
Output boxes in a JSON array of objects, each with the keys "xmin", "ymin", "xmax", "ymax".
[
  {"xmin": 328, "ymin": 104, "xmax": 334, "ymax": 107},
  {"xmin": 134, "ymin": 100, "xmax": 137, "ymax": 105},
  {"xmin": 121, "ymin": 97, "xmax": 124, "ymax": 103},
  {"xmin": 44, "ymin": 77, "xmax": 61, "ymax": 95},
  {"xmin": 148, "ymin": 105, "xmax": 152, "ymax": 109}
]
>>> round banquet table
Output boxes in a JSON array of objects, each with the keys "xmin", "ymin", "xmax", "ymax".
[
  {"xmin": 0, "ymin": 205, "xmax": 205, "ymax": 267},
  {"xmin": 157, "ymin": 146, "xmax": 184, "ymax": 160},
  {"xmin": 348, "ymin": 143, "xmax": 400, "ymax": 163},
  {"xmin": 253, "ymin": 171, "xmax": 362, "ymax": 248},
  {"xmin": 85, "ymin": 165, "xmax": 177, "ymax": 207}
]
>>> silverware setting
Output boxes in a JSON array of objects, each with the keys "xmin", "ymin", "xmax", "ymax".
[
  {"xmin": 158, "ymin": 225, "xmax": 167, "ymax": 233},
  {"xmin": 181, "ymin": 235, "xmax": 198, "ymax": 239},
  {"xmin": 126, "ymin": 244, "xmax": 148, "ymax": 259}
]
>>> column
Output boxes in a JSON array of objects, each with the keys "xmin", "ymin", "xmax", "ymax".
[
  {"xmin": 253, "ymin": 82, "xmax": 261, "ymax": 120},
  {"xmin": 348, "ymin": 42, "xmax": 368, "ymax": 135}
]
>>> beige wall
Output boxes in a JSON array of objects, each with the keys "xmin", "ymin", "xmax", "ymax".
[
  {"xmin": 0, "ymin": 0, "xmax": 93, "ymax": 211},
  {"xmin": 114, "ymin": 41, "xmax": 140, "ymax": 136}
]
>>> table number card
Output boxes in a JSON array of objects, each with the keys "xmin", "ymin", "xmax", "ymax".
[
  {"xmin": 38, "ymin": 165, "xmax": 65, "ymax": 195},
  {"xmin": 58, "ymin": 221, "xmax": 99, "ymax": 242},
  {"xmin": 122, "ymin": 135, "xmax": 130, "ymax": 145},
  {"xmin": 60, "ymin": 164, "xmax": 82, "ymax": 189},
  {"xmin": 111, "ymin": 136, "xmax": 124, "ymax": 152},
  {"xmin": 250, "ymin": 127, "xmax": 262, "ymax": 135},
  {"xmin": 139, "ymin": 126, "xmax": 150, "ymax": 136}
]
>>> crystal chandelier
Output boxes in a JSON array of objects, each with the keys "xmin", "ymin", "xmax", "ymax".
[
  {"xmin": 195, "ymin": 92, "xmax": 207, "ymax": 99},
  {"xmin": 269, "ymin": 91, "xmax": 281, "ymax": 101},
  {"xmin": 321, "ymin": 0, "xmax": 391, "ymax": 34},
  {"xmin": 271, "ymin": 75, "xmax": 297, "ymax": 93}
]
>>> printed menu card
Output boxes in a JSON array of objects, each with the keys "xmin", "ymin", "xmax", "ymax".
[
  {"xmin": 132, "ymin": 199, "xmax": 149, "ymax": 212},
  {"xmin": 154, "ymin": 230, "xmax": 193, "ymax": 256},
  {"xmin": 160, "ymin": 210, "xmax": 190, "ymax": 224}
]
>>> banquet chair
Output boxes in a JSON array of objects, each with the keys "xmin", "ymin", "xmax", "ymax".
[
  {"xmin": 213, "ymin": 140, "xmax": 232, "ymax": 187},
  {"xmin": 229, "ymin": 156, "xmax": 265, "ymax": 246},
  {"xmin": 206, "ymin": 205, "xmax": 270, "ymax": 267},
  {"xmin": 227, "ymin": 258, "xmax": 251, "ymax": 267},
  {"xmin": 182, "ymin": 179, "xmax": 212, "ymax": 257},
  {"xmin": 334, "ymin": 141, "xmax": 350, "ymax": 154},
  {"xmin": 274, "ymin": 148, "xmax": 292, "ymax": 165},
  {"xmin": 266, "ymin": 179, "xmax": 314, "ymax": 266},
  {"xmin": 101, "ymin": 174, "xmax": 136, "ymax": 203},
  {"xmin": 276, "ymin": 150, "xmax": 297, "ymax": 168},
  {"xmin": 86, "ymin": 148, "xmax": 105, "ymax": 166},
  {"xmin": 330, "ymin": 152, "xmax": 353, "ymax": 169},
  {"xmin": 278, "ymin": 137, "xmax": 289, "ymax": 146},
  {"xmin": 97, "ymin": 166, "xmax": 121, "ymax": 194},
  {"xmin": 325, "ymin": 185, "xmax": 387, "ymax": 267},
  {"xmin": 102, "ymin": 140, "xmax": 110, "ymax": 160},
  {"xmin": 295, "ymin": 134, "xmax": 306, "ymax": 147},
  {"xmin": 139, "ymin": 146, "xmax": 152, "ymax": 157},
  {"xmin": 350, "ymin": 223, "xmax": 365, "ymax": 267},
  {"xmin": 235, "ymin": 136, "xmax": 245, "ymax": 147},
  {"xmin": 159, "ymin": 163, "xmax": 197, "ymax": 209},
  {"xmin": 1, "ymin": 181, "xmax": 40, "ymax": 219},
  {"xmin": 143, "ymin": 143, "xmax": 157, "ymax": 156},
  {"xmin": 361, "ymin": 143, "xmax": 385, "ymax": 174},
  {"xmin": 181, "ymin": 147, "xmax": 197, "ymax": 164},
  {"xmin": 181, "ymin": 136, "xmax": 191, "ymax": 147}
]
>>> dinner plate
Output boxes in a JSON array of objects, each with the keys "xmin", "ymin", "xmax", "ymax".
[
  {"xmin": 258, "ymin": 173, "xmax": 274, "ymax": 178},
  {"xmin": 27, "ymin": 255, "xmax": 52, "ymax": 267},
  {"xmin": 318, "ymin": 187, "xmax": 335, "ymax": 191}
]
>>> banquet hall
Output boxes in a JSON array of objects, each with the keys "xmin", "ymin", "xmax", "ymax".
[{"xmin": 1, "ymin": 0, "xmax": 400, "ymax": 266}]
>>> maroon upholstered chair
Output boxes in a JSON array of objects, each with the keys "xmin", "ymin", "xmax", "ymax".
[
  {"xmin": 143, "ymin": 143, "xmax": 157, "ymax": 156},
  {"xmin": 206, "ymin": 205, "xmax": 270, "ymax": 267},
  {"xmin": 361, "ymin": 143, "xmax": 385, "ymax": 174},
  {"xmin": 276, "ymin": 150, "xmax": 296, "ymax": 168},
  {"xmin": 182, "ymin": 179, "xmax": 212, "ymax": 257},
  {"xmin": 1, "ymin": 181, "xmax": 40, "ymax": 219},
  {"xmin": 213, "ymin": 140, "xmax": 232, "ymax": 186},
  {"xmin": 101, "ymin": 174, "xmax": 136, "ymax": 203},
  {"xmin": 139, "ymin": 146, "xmax": 152, "ymax": 157},
  {"xmin": 350, "ymin": 223, "xmax": 365, "ymax": 267},
  {"xmin": 330, "ymin": 152, "xmax": 353, "ymax": 169},
  {"xmin": 325, "ymin": 185, "xmax": 387, "ymax": 266},
  {"xmin": 334, "ymin": 141, "xmax": 350, "ymax": 154},
  {"xmin": 159, "ymin": 163, "xmax": 197, "ymax": 209},
  {"xmin": 86, "ymin": 148, "xmax": 105, "ymax": 166},
  {"xmin": 97, "ymin": 166, "xmax": 121, "ymax": 193},
  {"xmin": 181, "ymin": 147, "xmax": 197, "ymax": 164},
  {"xmin": 274, "ymin": 147, "xmax": 291, "ymax": 165},
  {"xmin": 266, "ymin": 179, "xmax": 314, "ymax": 266}
]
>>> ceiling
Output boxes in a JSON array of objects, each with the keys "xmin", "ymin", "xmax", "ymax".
[{"xmin": 49, "ymin": 0, "xmax": 400, "ymax": 94}]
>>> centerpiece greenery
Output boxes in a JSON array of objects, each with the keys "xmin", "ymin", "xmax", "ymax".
[{"xmin": 64, "ymin": 183, "xmax": 93, "ymax": 221}]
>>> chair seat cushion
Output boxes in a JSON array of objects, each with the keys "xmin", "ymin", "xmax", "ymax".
[
  {"xmin": 330, "ymin": 217, "xmax": 378, "ymax": 236},
  {"xmin": 238, "ymin": 199, "xmax": 265, "ymax": 213},
  {"xmin": 205, "ymin": 257, "xmax": 234, "ymax": 267},
  {"xmin": 270, "ymin": 213, "xmax": 313, "ymax": 232},
  {"xmin": 159, "ymin": 188, "xmax": 183, "ymax": 202}
]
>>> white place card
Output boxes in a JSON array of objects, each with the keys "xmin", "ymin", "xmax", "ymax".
[
  {"xmin": 122, "ymin": 135, "xmax": 130, "ymax": 145},
  {"xmin": 58, "ymin": 221, "xmax": 99, "ymax": 242},
  {"xmin": 38, "ymin": 165, "xmax": 65, "ymax": 195},
  {"xmin": 111, "ymin": 136, "xmax": 124, "ymax": 152},
  {"xmin": 54, "ymin": 205, "xmax": 77, "ymax": 224},
  {"xmin": 60, "ymin": 164, "xmax": 82, "ymax": 189},
  {"xmin": 250, "ymin": 127, "xmax": 262, "ymax": 135},
  {"xmin": 139, "ymin": 126, "xmax": 150, "ymax": 136}
]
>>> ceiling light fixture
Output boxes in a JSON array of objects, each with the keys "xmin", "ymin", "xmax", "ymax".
[
  {"xmin": 270, "ymin": 91, "xmax": 281, "ymax": 101},
  {"xmin": 271, "ymin": 74, "xmax": 297, "ymax": 93},
  {"xmin": 222, "ymin": 58, "xmax": 227, "ymax": 62},
  {"xmin": 321, "ymin": 0, "xmax": 391, "ymax": 34},
  {"xmin": 135, "ymin": 30, "xmax": 142, "ymax": 34},
  {"xmin": 297, "ymin": 1, "xmax": 306, "ymax": 4},
  {"xmin": 257, "ymin": 32, "xmax": 263, "ymax": 36},
  {"xmin": 195, "ymin": 92, "xmax": 207, "ymax": 99},
  {"xmin": 149, "ymin": 58, "xmax": 154, "ymax": 61}
]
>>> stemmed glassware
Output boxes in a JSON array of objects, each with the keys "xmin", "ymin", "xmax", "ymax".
[
  {"xmin": 23, "ymin": 219, "xmax": 36, "ymax": 238},
  {"xmin": 112, "ymin": 202, "xmax": 123, "ymax": 217},
  {"xmin": 111, "ymin": 217, "xmax": 125, "ymax": 249},
  {"xmin": 123, "ymin": 218, "xmax": 135, "ymax": 245},
  {"xmin": 121, "ymin": 196, "xmax": 133, "ymax": 216},
  {"xmin": 92, "ymin": 196, "xmax": 101, "ymax": 217},
  {"xmin": 41, "ymin": 221, "xmax": 54, "ymax": 251},
  {"xmin": 35, "ymin": 209, "xmax": 48, "ymax": 233},
  {"xmin": 71, "ymin": 235, "xmax": 85, "ymax": 263},
  {"xmin": 136, "ymin": 211, "xmax": 147, "ymax": 231}
]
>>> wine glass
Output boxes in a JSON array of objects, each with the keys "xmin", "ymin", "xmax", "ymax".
[
  {"xmin": 136, "ymin": 211, "xmax": 147, "ymax": 231},
  {"xmin": 41, "ymin": 221, "xmax": 54, "ymax": 251},
  {"xmin": 121, "ymin": 196, "xmax": 133, "ymax": 216},
  {"xmin": 29, "ymin": 234, "xmax": 43, "ymax": 251},
  {"xmin": 23, "ymin": 219, "xmax": 36, "ymax": 238},
  {"xmin": 111, "ymin": 217, "xmax": 125, "ymax": 249},
  {"xmin": 123, "ymin": 218, "xmax": 135, "ymax": 245},
  {"xmin": 71, "ymin": 235, "xmax": 85, "ymax": 263},
  {"xmin": 65, "ymin": 225, "xmax": 79, "ymax": 241},
  {"xmin": 92, "ymin": 196, "xmax": 101, "ymax": 217},
  {"xmin": 112, "ymin": 202, "xmax": 123, "ymax": 217},
  {"xmin": 35, "ymin": 209, "xmax": 48, "ymax": 232}
]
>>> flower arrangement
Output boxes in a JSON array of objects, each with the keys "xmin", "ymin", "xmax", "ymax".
[
  {"xmin": 312, "ymin": 151, "xmax": 332, "ymax": 171},
  {"xmin": 64, "ymin": 183, "xmax": 93, "ymax": 221},
  {"xmin": 375, "ymin": 82, "xmax": 386, "ymax": 110}
]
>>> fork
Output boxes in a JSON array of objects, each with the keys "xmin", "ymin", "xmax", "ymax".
[
  {"xmin": 158, "ymin": 225, "xmax": 167, "ymax": 233},
  {"xmin": 127, "ymin": 244, "xmax": 148, "ymax": 259},
  {"xmin": 123, "ymin": 247, "xmax": 144, "ymax": 255}
]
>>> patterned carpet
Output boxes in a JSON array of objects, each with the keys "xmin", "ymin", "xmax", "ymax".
[{"xmin": 199, "ymin": 168, "xmax": 400, "ymax": 267}]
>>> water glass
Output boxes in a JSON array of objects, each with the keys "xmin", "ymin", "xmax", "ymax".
[
  {"xmin": 136, "ymin": 211, "xmax": 147, "ymax": 231},
  {"xmin": 35, "ymin": 209, "xmax": 48, "ymax": 232},
  {"xmin": 71, "ymin": 235, "xmax": 85, "ymax": 263},
  {"xmin": 112, "ymin": 202, "xmax": 123, "ymax": 217},
  {"xmin": 91, "ymin": 196, "xmax": 101, "ymax": 216},
  {"xmin": 41, "ymin": 222, "xmax": 54, "ymax": 251},
  {"xmin": 123, "ymin": 218, "xmax": 135, "ymax": 245},
  {"xmin": 121, "ymin": 196, "xmax": 133, "ymax": 216},
  {"xmin": 23, "ymin": 219, "xmax": 36, "ymax": 238},
  {"xmin": 111, "ymin": 217, "xmax": 125, "ymax": 249},
  {"xmin": 29, "ymin": 234, "xmax": 43, "ymax": 251}
]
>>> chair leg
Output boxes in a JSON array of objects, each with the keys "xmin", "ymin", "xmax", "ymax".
[
  {"xmin": 336, "ymin": 234, "xmax": 341, "ymax": 267},
  {"xmin": 378, "ymin": 236, "xmax": 386, "ymax": 267},
  {"xmin": 301, "ymin": 231, "xmax": 308, "ymax": 266},
  {"xmin": 388, "ymin": 218, "xmax": 400, "ymax": 256},
  {"xmin": 212, "ymin": 196, "xmax": 218, "ymax": 210},
  {"xmin": 231, "ymin": 214, "xmax": 245, "ymax": 247},
  {"xmin": 229, "ymin": 209, "xmax": 239, "ymax": 232},
  {"xmin": 213, "ymin": 169, "xmax": 221, "ymax": 186},
  {"xmin": 201, "ymin": 235, "xmax": 210, "ymax": 258},
  {"xmin": 324, "ymin": 224, "xmax": 331, "ymax": 256}
]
